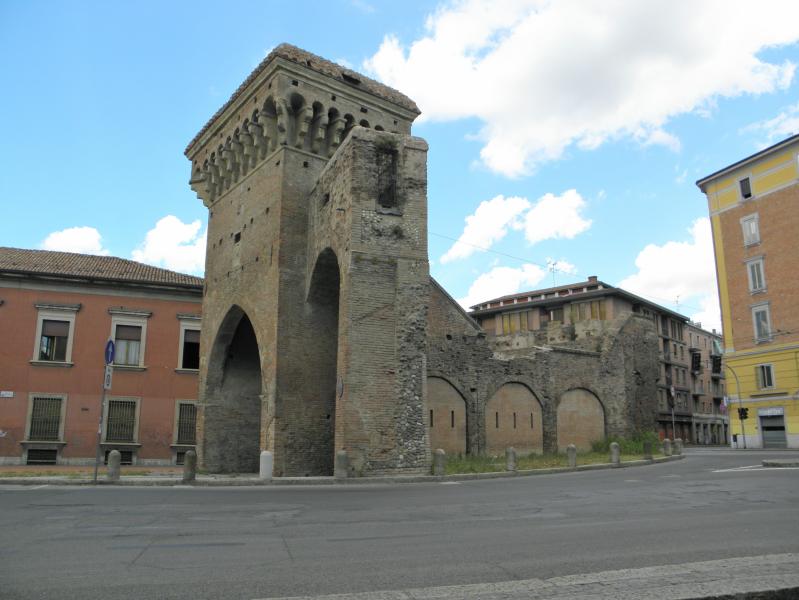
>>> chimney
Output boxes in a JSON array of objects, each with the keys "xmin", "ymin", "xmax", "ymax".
[{"xmin": 588, "ymin": 275, "xmax": 598, "ymax": 283}]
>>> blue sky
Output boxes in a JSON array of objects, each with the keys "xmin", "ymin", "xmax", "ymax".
[{"xmin": 3, "ymin": 1, "xmax": 799, "ymax": 332}]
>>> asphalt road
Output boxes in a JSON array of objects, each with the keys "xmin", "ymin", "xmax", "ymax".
[{"xmin": 0, "ymin": 448, "xmax": 797, "ymax": 600}]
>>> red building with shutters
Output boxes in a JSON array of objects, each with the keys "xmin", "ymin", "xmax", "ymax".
[{"xmin": 0, "ymin": 247, "xmax": 202, "ymax": 465}]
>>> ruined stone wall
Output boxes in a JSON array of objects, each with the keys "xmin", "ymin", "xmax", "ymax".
[
  {"xmin": 426, "ymin": 284, "xmax": 659, "ymax": 455},
  {"xmin": 306, "ymin": 128, "xmax": 431, "ymax": 475}
]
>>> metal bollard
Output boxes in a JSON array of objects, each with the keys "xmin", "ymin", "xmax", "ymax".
[
  {"xmin": 334, "ymin": 450, "xmax": 348, "ymax": 480},
  {"xmin": 506, "ymin": 447, "xmax": 517, "ymax": 472},
  {"xmin": 183, "ymin": 450, "xmax": 197, "ymax": 483},
  {"xmin": 662, "ymin": 438, "xmax": 672, "ymax": 457},
  {"xmin": 674, "ymin": 438, "xmax": 683, "ymax": 456},
  {"xmin": 567, "ymin": 444, "xmax": 577, "ymax": 468},
  {"xmin": 610, "ymin": 441, "xmax": 620, "ymax": 466},
  {"xmin": 643, "ymin": 439, "xmax": 653, "ymax": 461},
  {"xmin": 259, "ymin": 450, "xmax": 273, "ymax": 481},
  {"xmin": 433, "ymin": 448, "xmax": 446, "ymax": 476},
  {"xmin": 107, "ymin": 449, "xmax": 121, "ymax": 482}
]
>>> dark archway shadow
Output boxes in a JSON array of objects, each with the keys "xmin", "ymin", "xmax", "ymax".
[{"xmin": 203, "ymin": 306, "xmax": 262, "ymax": 473}]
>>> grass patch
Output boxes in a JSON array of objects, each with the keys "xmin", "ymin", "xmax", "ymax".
[{"xmin": 590, "ymin": 431, "xmax": 660, "ymax": 454}]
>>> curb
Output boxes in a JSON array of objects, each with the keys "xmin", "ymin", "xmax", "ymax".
[
  {"xmin": 762, "ymin": 459, "xmax": 799, "ymax": 467},
  {"xmin": 0, "ymin": 454, "xmax": 684, "ymax": 487}
]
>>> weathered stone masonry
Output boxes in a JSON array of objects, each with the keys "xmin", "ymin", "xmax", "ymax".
[
  {"xmin": 186, "ymin": 44, "xmax": 430, "ymax": 476},
  {"xmin": 186, "ymin": 44, "xmax": 660, "ymax": 475},
  {"xmin": 426, "ymin": 282, "xmax": 660, "ymax": 455}
]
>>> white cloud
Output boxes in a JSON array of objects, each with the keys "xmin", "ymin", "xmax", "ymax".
[
  {"xmin": 743, "ymin": 101, "xmax": 799, "ymax": 145},
  {"xmin": 441, "ymin": 189, "xmax": 591, "ymax": 263},
  {"xmin": 522, "ymin": 189, "xmax": 591, "ymax": 245},
  {"xmin": 440, "ymin": 195, "xmax": 530, "ymax": 263},
  {"xmin": 41, "ymin": 226, "xmax": 110, "ymax": 256},
  {"xmin": 619, "ymin": 217, "xmax": 721, "ymax": 331},
  {"xmin": 365, "ymin": 0, "xmax": 799, "ymax": 176},
  {"xmin": 132, "ymin": 215, "xmax": 206, "ymax": 275},
  {"xmin": 457, "ymin": 263, "xmax": 547, "ymax": 309},
  {"xmin": 547, "ymin": 257, "xmax": 577, "ymax": 276}
]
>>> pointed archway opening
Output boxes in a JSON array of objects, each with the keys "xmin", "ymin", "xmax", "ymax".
[
  {"xmin": 293, "ymin": 248, "xmax": 339, "ymax": 475},
  {"xmin": 203, "ymin": 307, "xmax": 262, "ymax": 473}
]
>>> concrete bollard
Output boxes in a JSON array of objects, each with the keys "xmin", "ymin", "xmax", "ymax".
[
  {"xmin": 674, "ymin": 438, "xmax": 683, "ymax": 456},
  {"xmin": 107, "ymin": 449, "xmax": 121, "ymax": 482},
  {"xmin": 610, "ymin": 442, "xmax": 620, "ymax": 466},
  {"xmin": 183, "ymin": 450, "xmax": 197, "ymax": 483},
  {"xmin": 662, "ymin": 438, "xmax": 672, "ymax": 457},
  {"xmin": 567, "ymin": 444, "xmax": 577, "ymax": 468},
  {"xmin": 259, "ymin": 450, "xmax": 273, "ymax": 481},
  {"xmin": 433, "ymin": 448, "xmax": 446, "ymax": 476},
  {"xmin": 643, "ymin": 439, "xmax": 653, "ymax": 461},
  {"xmin": 334, "ymin": 450, "xmax": 348, "ymax": 480},
  {"xmin": 506, "ymin": 447, "xmax": 517, "ymax": 472}
]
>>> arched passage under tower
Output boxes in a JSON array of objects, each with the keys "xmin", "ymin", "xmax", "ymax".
[{"xmin": 202, "ymin": 307, "xmax": 262, "ymax": 473}]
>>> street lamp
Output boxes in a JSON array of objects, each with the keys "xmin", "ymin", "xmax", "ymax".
[{"xmin": 724, "ymin": 364, "xmax": 747, "ymax": 449}]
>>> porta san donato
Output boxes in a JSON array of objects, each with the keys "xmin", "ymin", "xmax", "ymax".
[{"xmin": 185, "ymin": 44, "xmax": 660, "ymax": 477}]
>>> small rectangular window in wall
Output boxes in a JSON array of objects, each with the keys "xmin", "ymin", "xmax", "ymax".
[
  {"xmin": 450, "ymin": 410, "xmax": 455, "ymax": 429},
  {"xmin": 739, "ymin": 177, "xmax": 752, "ymax": 199},
  {"xmin": 747, "ymin": 258, "xmax": 766, "ymax": 293},
  {"xmin": 28, "ymin": 396, "xmax": 63, "ymax": 441},
  {"xmin": 176, "ymin": 403, "xmax": 197, "ymax": 445},
  {"xmin": 105, "ymin": 399, "xmax": 137, "ymax": 442},
  {"xmin": 741, "ymin": 214, "xmax": 760, "ymax": 246},
  {"xmin": 39, "ymin": 320, "xmax": 70, "ymax": 362},
  {"xmin": 181, "ymin": 329, "xmax": 200, "ymax": 369},
  {"xmin": 756, "ymin": 364, "xmax": 775, "ymax": 389},
  {"xmin": 376, "ymin": 147, "xmax": 398, "ymax": 210},
  {"xmin": 429, "ymin": 409, "xmax": 434, "ymax": 427},
  {"xmin": 114, "ymin": 325, "xmax": 142, "ymax": 366},
  {"xmin": 752, "ymin": 305, "xmax": 771, "ymax": 342}
]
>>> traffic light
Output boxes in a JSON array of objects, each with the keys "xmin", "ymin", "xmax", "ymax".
[{"xmin": 738, "ymin": 407, "xmax": 749, "ymax": 420}]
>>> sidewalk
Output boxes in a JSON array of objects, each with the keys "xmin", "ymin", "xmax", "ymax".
[
  {"xmin": 0, "ymin": 455, "xmax": 684, "ymax": 486},
  {"xmin": 255, "ymin": 553, "xmax": 799, "ymax": 600}
]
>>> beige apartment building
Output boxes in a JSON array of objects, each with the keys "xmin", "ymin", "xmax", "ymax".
[
  {"xmin": 686, "ymin": 322, "xmax": 727, "ymax": 444},
  {"xmin": 470, "ymin": 277, "xmax": 727, "ymax": 443}
]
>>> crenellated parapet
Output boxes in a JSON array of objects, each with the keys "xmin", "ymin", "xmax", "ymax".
[{"xmin": 186, "ymin": 44, "xmax": 420, "ymax": 207}]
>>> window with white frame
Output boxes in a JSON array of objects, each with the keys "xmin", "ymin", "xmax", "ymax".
[
  {"xmin": 746, "ymin": 257, "xmax": 766, "ymax": 293},
  {"xmin": 104, "ymin": 397, "xmax": 139, "ymax": 443},
  {"xmin": 109, "ymin": 309, "xmax": 150, "ymax": 368},
  {"xmin": 177, "ymin": 314, "xmax": 201, "ymax": 370},
  {"xmin": 32, "ymin": 303, "xmax": 80, "ymax": 364},
  {"xmin": 26, "ymin": 394, "xmax": 67, "ymax": 441},
  {"xmin": 752, "ymin": 303, "xmax": 772, "ymax": 342},
  {"xmin": 740, "ymin": 213, "xmax": 760, "ymax": 246},
  {"xmin": 755, "ymin": 364, "xmax": 775, "ymax": 389}
]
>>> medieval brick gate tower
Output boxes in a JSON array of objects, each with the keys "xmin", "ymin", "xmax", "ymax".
[{"xmin": 185, "ymin": 45, "xmax": 431, "ymax": 476}]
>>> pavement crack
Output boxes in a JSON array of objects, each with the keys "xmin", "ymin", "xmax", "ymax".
[{"xmin": 281, "ymin": 534, "xmax": 294, "ymax": 561}]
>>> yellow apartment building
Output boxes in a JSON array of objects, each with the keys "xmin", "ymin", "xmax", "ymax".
[{"xmin": 697, "ymin": 134, "xmax": 799, "ymax": 448}]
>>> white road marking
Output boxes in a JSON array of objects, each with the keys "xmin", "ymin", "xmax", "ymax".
[
  {"xmin": 712, "ymin": 465, "xmax": 799, "ymax": 473},
  {"xmin": 440, "ymin": 481, "xmax": 460, "ymax": 485}
]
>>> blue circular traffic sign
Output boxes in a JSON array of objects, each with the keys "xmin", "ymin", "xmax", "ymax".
[{"xmin": 104, "ymin": 339, "xmax": 115, "ymax": 365}]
